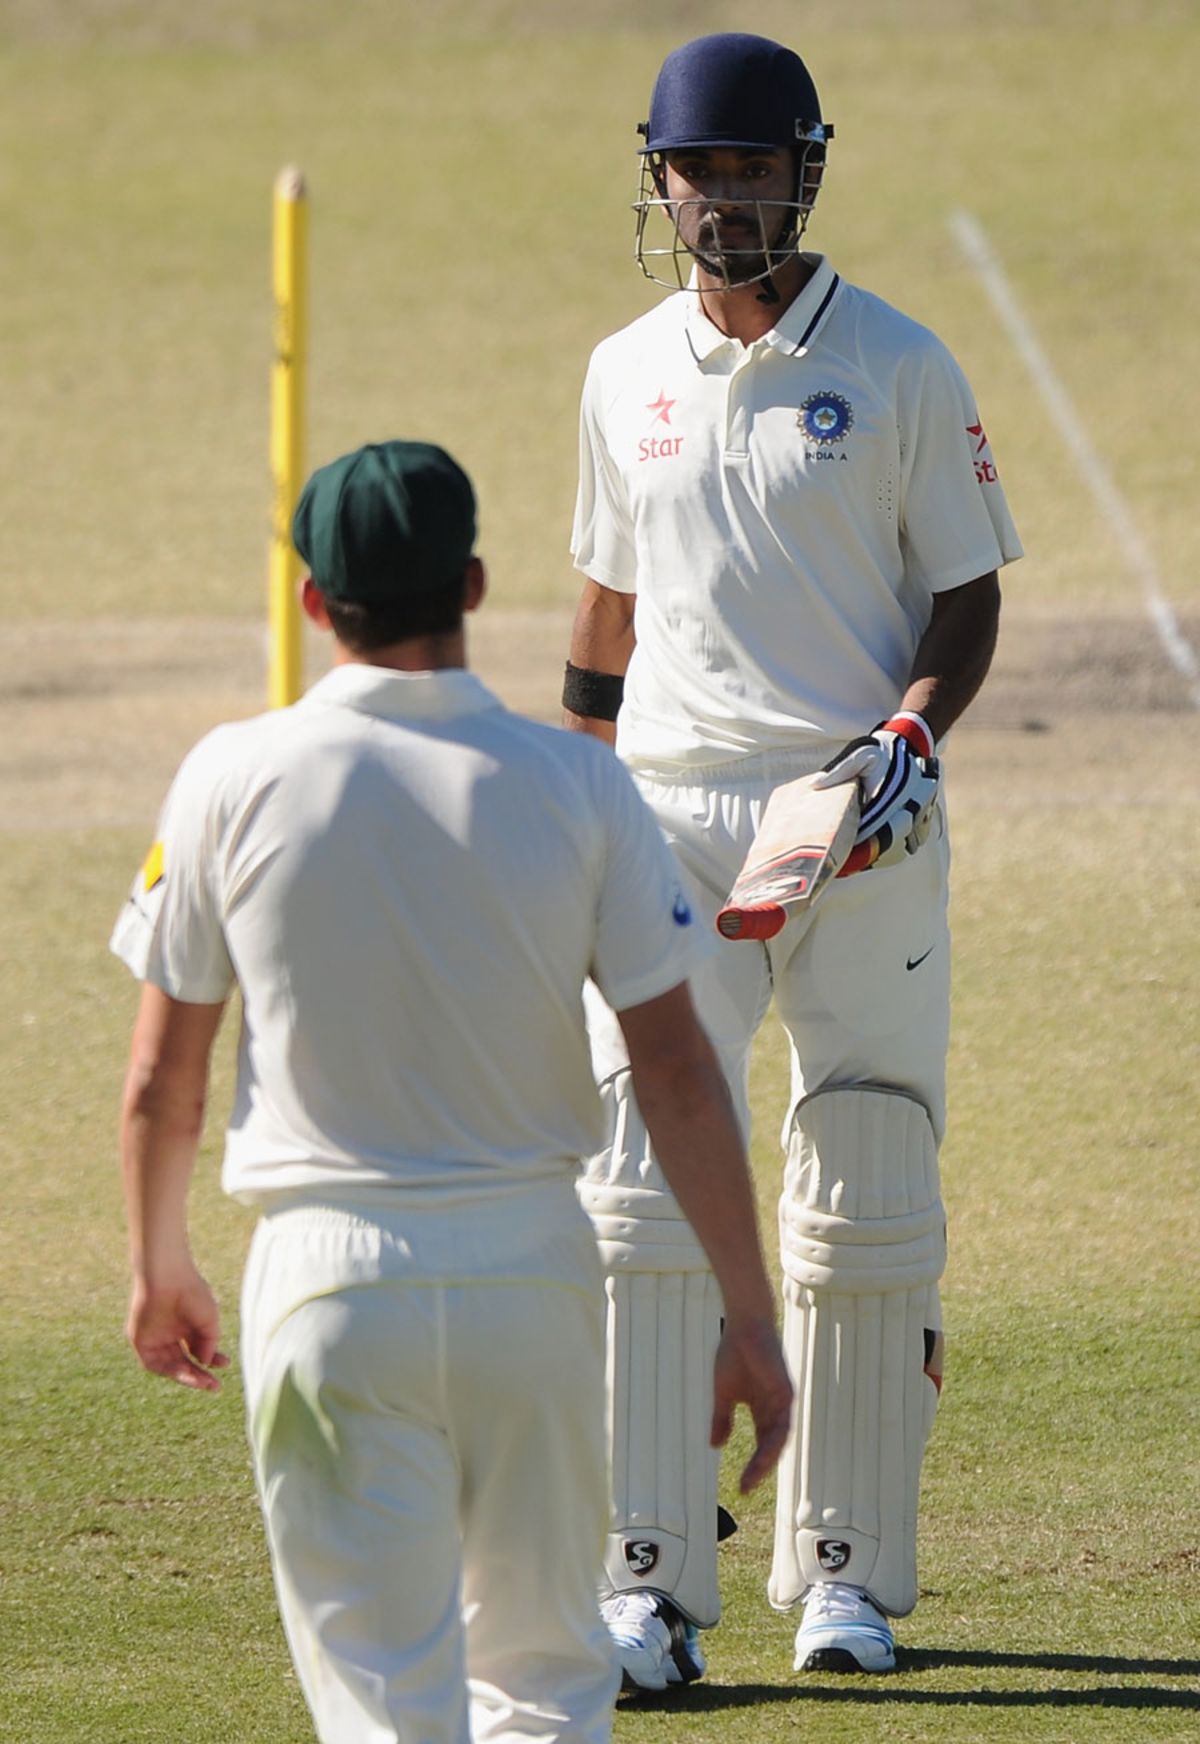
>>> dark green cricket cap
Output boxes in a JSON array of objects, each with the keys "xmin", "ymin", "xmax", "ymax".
[{"xmin": 292, "ymin": 440, "xmax": 476, "ymax": 605}]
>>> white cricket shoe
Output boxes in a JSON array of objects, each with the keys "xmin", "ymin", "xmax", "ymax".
[
  {"xmin": 793, "ymin": 1581, "xmax": 896, "ymax": 1672},
  {"xmin": 601, "ymin": 1590, "xmax": 706, "ymax": 1692}
]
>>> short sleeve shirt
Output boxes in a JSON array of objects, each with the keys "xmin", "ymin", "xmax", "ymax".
[
  {"xmin": 111, "ymin": 666, "xmax": 707, "ymax": 1204},
  {"xmin": 571, "ymin": 255, "xmax": 1023, "ymax": 770}
]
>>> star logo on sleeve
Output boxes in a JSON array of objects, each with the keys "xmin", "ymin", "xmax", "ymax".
[{"xmin": 967, "ymin": 422, "xmax": 998, "ymax": 483}]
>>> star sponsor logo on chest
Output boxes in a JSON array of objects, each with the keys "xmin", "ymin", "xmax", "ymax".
[
  {"xmin": 798, "ymin": 389, "xmax": 854, "ymax": 461},
  {"xmin": 638, "ymin": 389, "xmax": 684, "ymax": 462}
]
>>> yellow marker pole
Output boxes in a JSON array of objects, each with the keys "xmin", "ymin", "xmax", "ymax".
[{"xmin": 268, "ymin": 166, "xmax": 308, "ymax": 707}]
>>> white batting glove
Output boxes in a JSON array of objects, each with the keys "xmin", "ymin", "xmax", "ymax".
[{"xmin": 812, "ymin": 712, "xmax": 940, "ymax": 874}]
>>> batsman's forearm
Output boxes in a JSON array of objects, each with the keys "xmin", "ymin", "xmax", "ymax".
[
  {"xmin": 563, "ymin": 709, "xmax": 618, "ymax": 746},
  {"xmin": 903, "ymin": 571, "xmax": 1000, "ymax": 740},
  {"xmin": 563, "ymin": 578, "xmax": 636, "ymax": 743}
]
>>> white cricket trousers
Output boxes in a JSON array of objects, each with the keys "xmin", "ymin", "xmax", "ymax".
[
  {"xmin": 240, "ymin": 1190, "xmax": 620, "ymax": 1744},
  {"xmin": 610, "ymin": 748, "xmax": 952, "ymax": 1139},
  {"xmin": 582, "ymin": 748, "xmax": 951, "ymax": 1620}
]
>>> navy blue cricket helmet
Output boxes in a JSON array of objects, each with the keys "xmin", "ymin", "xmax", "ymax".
[
  {"xmin": 639, "ymin": 33, "xmax": 827, "ymax": 155},
  {"xmin": 632, "ymin": 34, "xmax": 832, "ymax": 292}
]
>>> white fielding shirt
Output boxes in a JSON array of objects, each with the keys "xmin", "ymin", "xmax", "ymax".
[
  {"xmin": 571, "ymin": 254, "xmax": 1023, "ymax": 771},
  {"xmin": 111, "ymin": 664, "xmax": 705, "ymax": 1207}
]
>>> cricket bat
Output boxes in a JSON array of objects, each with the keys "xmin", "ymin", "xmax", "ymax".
[{"xmin": 716, "ymin": 773, "xmax": 861, "ymax": 941}]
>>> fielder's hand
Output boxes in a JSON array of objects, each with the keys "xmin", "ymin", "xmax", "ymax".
[
  {"xmin": 709, "ymin": 1313, "xmax": 794, "ymax": 1495},
  {"xmin": 812, "ymin": 712, "xmax": 940, "ymax": 876},
  {"xmin": 126, "ymin": 1263, "xmax": 230, "ymax": 1393}
]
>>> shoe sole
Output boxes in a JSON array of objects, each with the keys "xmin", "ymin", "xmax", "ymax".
[
  {"xmin": 618, "ymin": 1656, "xmax": 704, "ymax": 1694},
  {"xmin": 620, "ymin": 1669, "xmax": 666, "ymax": 1695},
  {"xmin": 616, "ymin": 1640, "xmax": 704, "ymax": 1693},
  {"xmin": 798, "ymin": 1646, "xmax": 895, "ymax": 1674}
]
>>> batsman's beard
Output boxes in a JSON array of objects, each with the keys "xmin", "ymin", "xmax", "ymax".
[{"xmin": 677, "ymin": 200, "xmax": 799, "ymax": 289}]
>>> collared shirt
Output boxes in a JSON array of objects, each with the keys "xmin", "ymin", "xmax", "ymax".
[
  {"xmin": 111, "ymin": 664, "xmax": 705, "ymax": 1206},
  {"xmin": 571, "ymin": 254, "xmax": 1023, "ymax": 771}
]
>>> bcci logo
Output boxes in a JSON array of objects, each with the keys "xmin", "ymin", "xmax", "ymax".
[
  {"xmin": 799, "ymin": 391, "xmax": 854, "ymax": 444},
  {"xmin": 623, "ymin": 1540, "xmax": 660, "ymax": 1576},
  {"xmin": 816, "ymin": 1539, "xmax": 852, "ymax": 1573}
]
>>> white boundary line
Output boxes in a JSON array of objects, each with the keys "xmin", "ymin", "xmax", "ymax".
[{"xmin": 950, "ymin": 209, "xmax": 1200, "ymax": 709}]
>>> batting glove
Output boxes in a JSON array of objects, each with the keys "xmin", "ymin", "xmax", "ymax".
[{"xmin": 812, "ymin": 712, "xmax": 940, "ymax": 875}]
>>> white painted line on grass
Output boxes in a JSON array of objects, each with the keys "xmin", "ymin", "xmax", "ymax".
[{"xmin": 950, "ymin": 209, "xmax": 1200, "ymax": 708}]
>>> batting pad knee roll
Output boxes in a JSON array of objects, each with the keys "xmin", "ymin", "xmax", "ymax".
[
  {"xmin": 579, "ymin": 1077, "xmax": 723, "ymax": 1628},
  {"xmin": 769, "ymin": 1086, "xmax": 946, "ymax": 1619}
]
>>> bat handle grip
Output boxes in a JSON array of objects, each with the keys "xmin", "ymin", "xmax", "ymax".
[
  {"xmin": 837, "ymin": 838, "xmax": 881, "ymax": 878},
  {"xmin": 716, "ymin": 904, "xmax": 786, "ymax": 941}
]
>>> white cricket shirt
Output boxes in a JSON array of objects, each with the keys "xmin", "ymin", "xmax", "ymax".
[
  {"xmin": 111, "ymin": 664, "xmax": 704, "ymax": 1206},
  {"xmin": 572, "ymin": 254, "xmax": 1023, "ymax": 770}
]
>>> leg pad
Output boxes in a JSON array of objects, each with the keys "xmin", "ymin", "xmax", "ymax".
[
  {"xmin": 769, "ymin": 1086, "xmax": 945, "ymax": 1618},
  {"xmin": 580, "ymin": 1064, "xmax": 724, "ymax": 1628}
]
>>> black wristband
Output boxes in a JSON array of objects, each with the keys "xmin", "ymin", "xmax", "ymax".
[{"xmin": 562, "ymin": 661, "xmax": 625, "ymax": 722}]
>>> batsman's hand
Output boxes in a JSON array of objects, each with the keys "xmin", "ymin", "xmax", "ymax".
[
  {"xmin": 709, "ymin": 1313, "xmax": 794, "ymax": 1494},
  {"xmin": 127, "ymin": 1263, "xmax": 230, "ymax": 1393},
  {"xmin": 813, "ymin": 712, "xmax": 940, "ymax": 876}
]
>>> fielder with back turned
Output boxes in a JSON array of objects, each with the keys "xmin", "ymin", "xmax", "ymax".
[
  {"xmin": 562, "ymin": 33, "xmax": 1022, "ymax": 1685},
  {"xmin": 112, "ymin": 439, "xmax": 792, "ymax": 1744}
]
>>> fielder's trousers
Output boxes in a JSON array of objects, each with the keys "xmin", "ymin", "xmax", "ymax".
[{"xmin": 240, "ymin": 1185, "xmax": 619, "ymax": 1744}]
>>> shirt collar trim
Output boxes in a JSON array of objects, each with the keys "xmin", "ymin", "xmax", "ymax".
[{"xmin": 682, "ymin": 254, "xmax": 841, "ymax": 361}]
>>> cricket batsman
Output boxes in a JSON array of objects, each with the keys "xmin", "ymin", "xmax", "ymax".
[{"xmin": 561, "ymin": 32, "xmax": 1022, "ymax": 1685}]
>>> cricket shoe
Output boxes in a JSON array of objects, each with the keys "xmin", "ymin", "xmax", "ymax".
[
  {"xmin": 601, "ymin": 1590, "xmax": 706, "ymax": 1692},
  {"xmin": 793, "ymin": 1582, "xmax": 896, "ymax": 1673}
]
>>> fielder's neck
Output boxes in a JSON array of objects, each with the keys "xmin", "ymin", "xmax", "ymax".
[{"xmin": 334, "ymin": 630, "xmax": 468, "ymax": 674}]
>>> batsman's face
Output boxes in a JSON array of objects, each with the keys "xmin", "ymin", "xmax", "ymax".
[{"xmin": 662, "ymin": 147, "xmax": 798, "ymax": 283}]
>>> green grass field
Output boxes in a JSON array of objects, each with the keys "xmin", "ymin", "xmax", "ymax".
[{"xmin": 1, "ymin": 3, "xmax": 1197, "ymax": 1740}]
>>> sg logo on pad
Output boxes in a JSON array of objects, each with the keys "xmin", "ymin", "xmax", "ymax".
[
  {"xmin": 623, "ymin": 1540, "xmax": 660, "ymax": 1576},
  {"xmin": 816, "ymin": 1539, "xmax": 852, "ymax": 1573}
]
